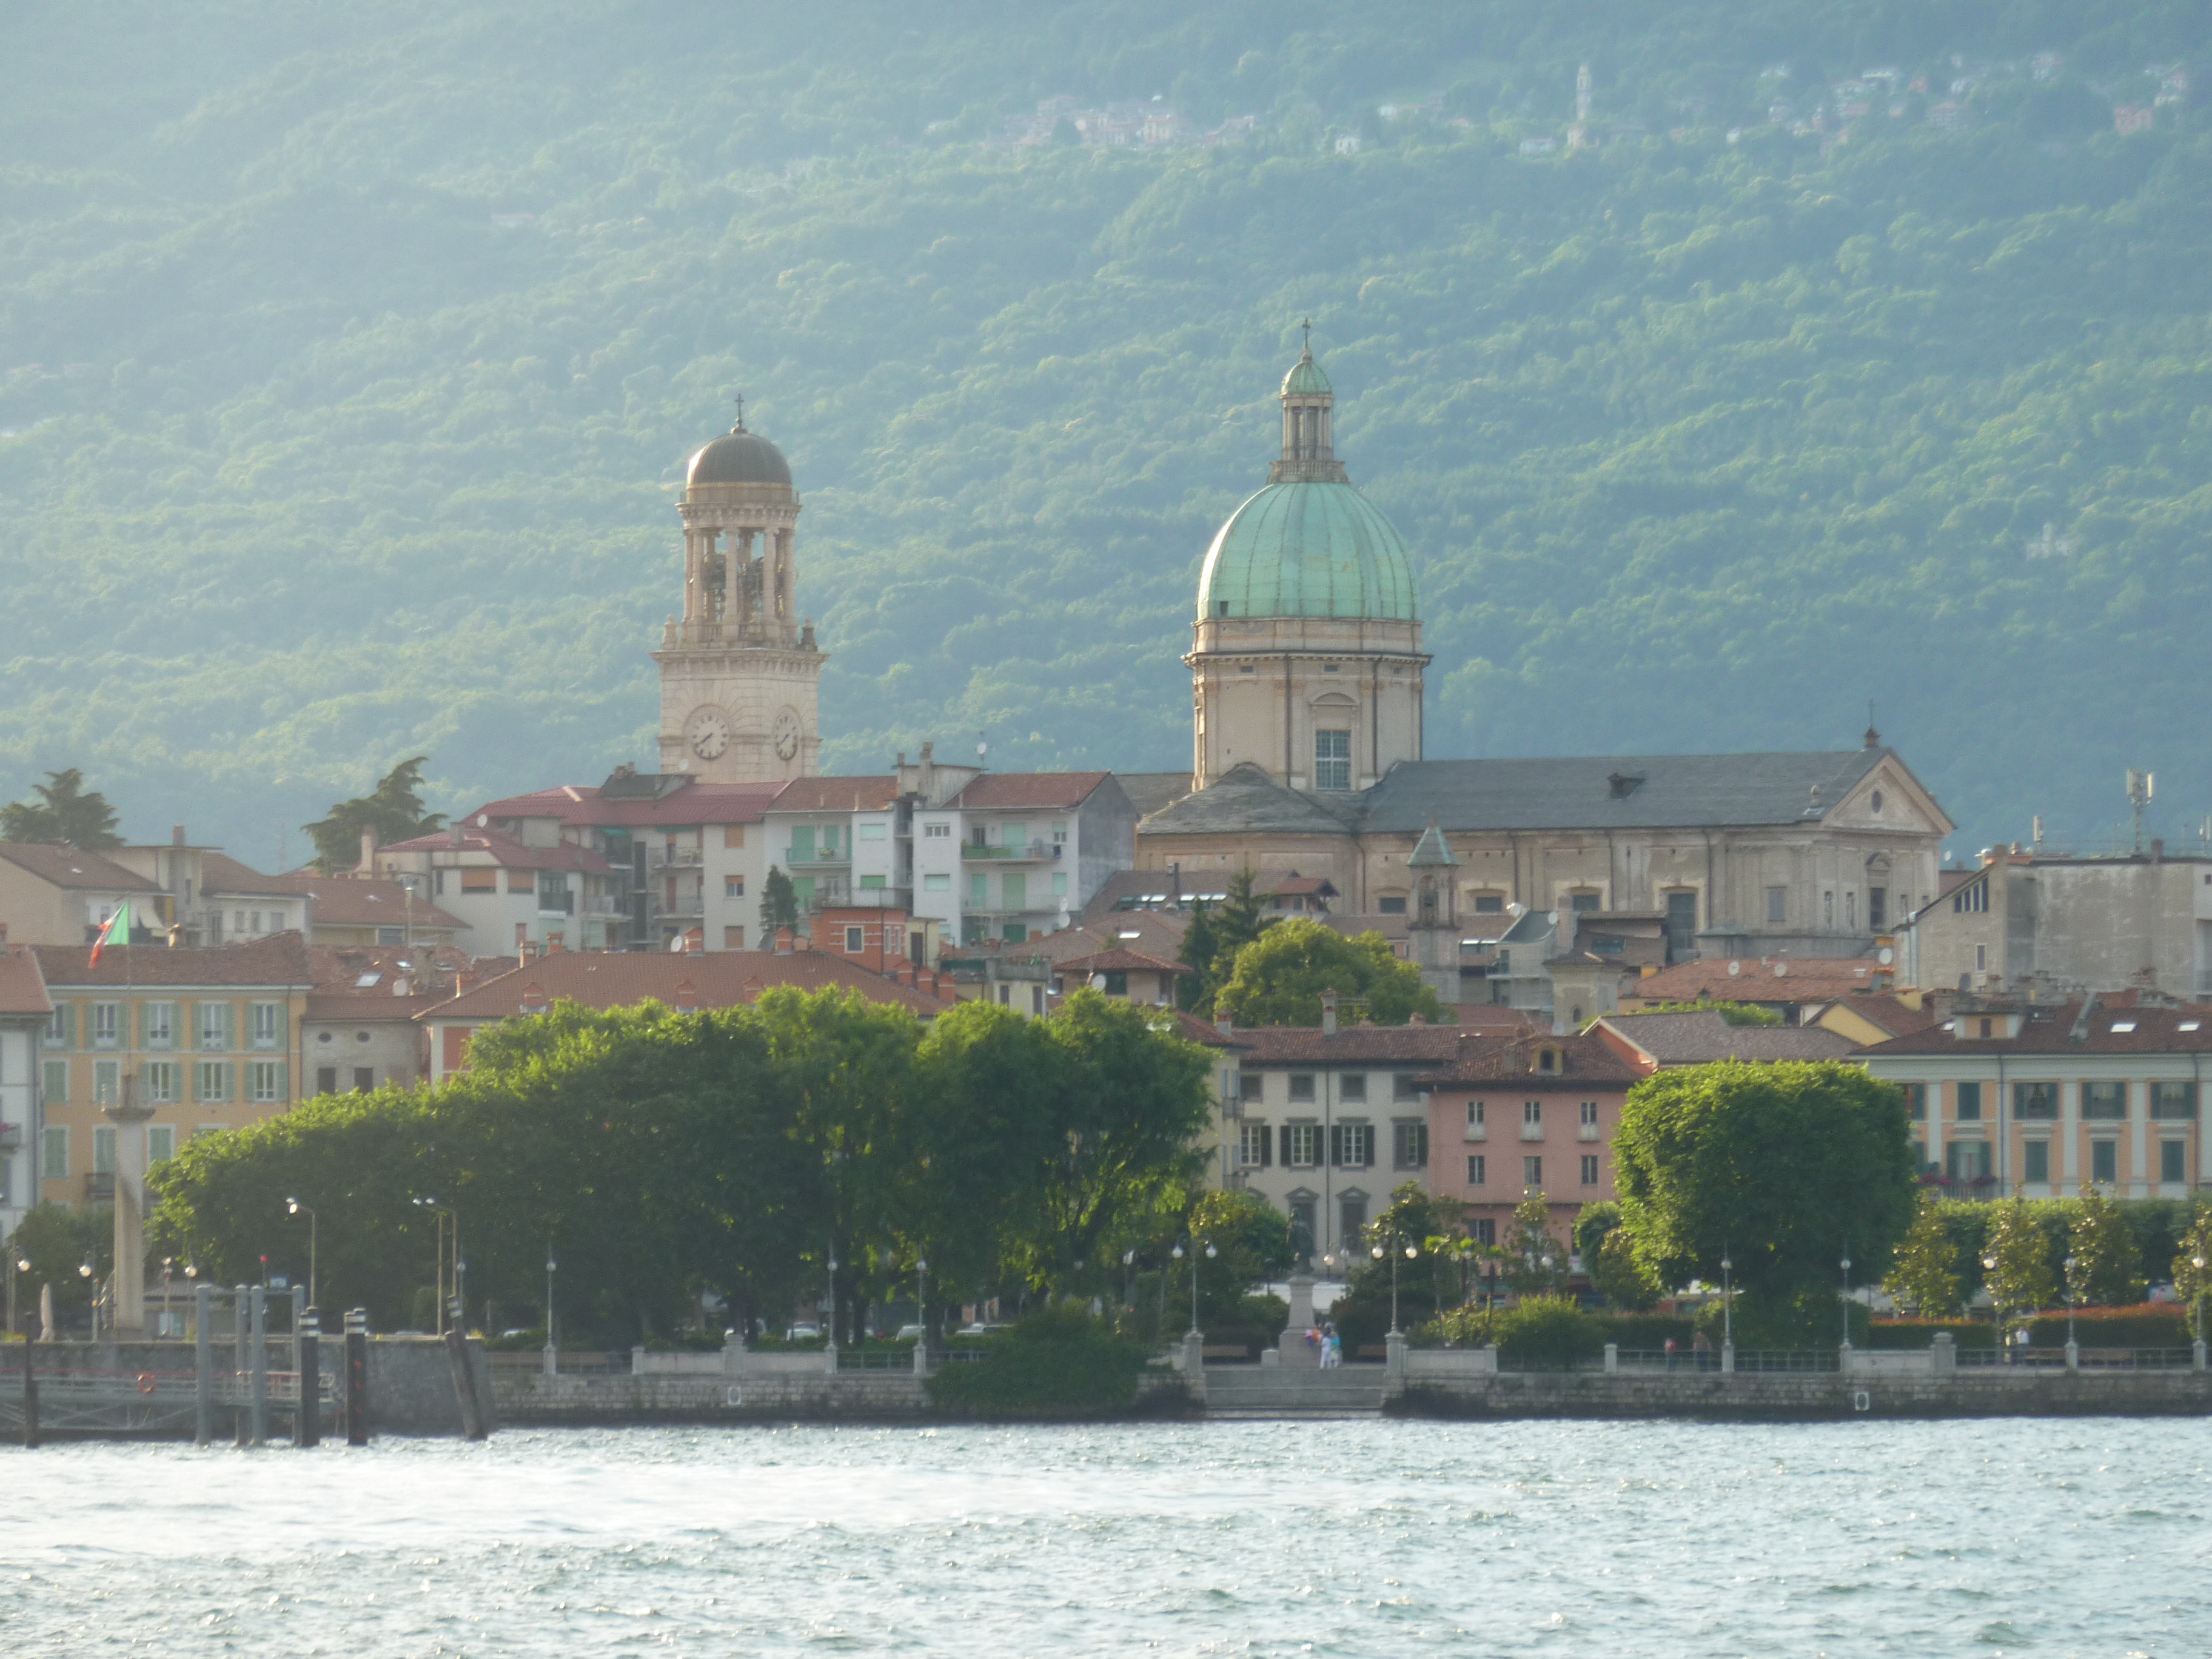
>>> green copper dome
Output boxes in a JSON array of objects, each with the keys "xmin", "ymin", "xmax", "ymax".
[
  {"xmin": 1197, "ymin": 480, "xmax": 1420, "ymax": 622},
  {"xmin": 1282, "ymin": 355, "xmax": 1333, "ymax": 397}
]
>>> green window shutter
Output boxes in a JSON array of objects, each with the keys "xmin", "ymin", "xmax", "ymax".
[
  {"xmin": 141, "ymin": 1060, "xmax": 157, "ymax": 1101},
  {"xmin": 224, "ymin": 1062, "xmax": 237, "ymax": 1102},
  {"xmin": 273, "ymin": 1061, "xmax": 289, "ymax": 1102},
  {"xmin": 59, "ymin": 1003, "xmax": 74, "ymax": 1050},
  {"xmin": 223, "ymin": 1003, "xmax": 236, "ymax": 1050},
  {"xmin": 136, "ymin": 1002, "xmax": 149, "ymax": 1047},
  {"xmin": 1002, "ymin": 874, "xmax": 1026, "ymax": 910}
]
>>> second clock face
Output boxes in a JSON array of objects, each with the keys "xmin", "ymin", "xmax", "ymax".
[
  {"xmin": 688, "ymin": 708, "xmax": 731, "ymax": 759},
  {"xmin": 773, "ymin": 709, "xmax": 802, "ymax": 760}
]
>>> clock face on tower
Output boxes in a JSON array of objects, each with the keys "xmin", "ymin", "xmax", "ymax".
[
  {"xmin": 686, "ymin": 706, "xmax": 732, "ymax": 760},
  {"xmin": 773, "ymin": 708, "xmax": 803, "ymax": 761}
]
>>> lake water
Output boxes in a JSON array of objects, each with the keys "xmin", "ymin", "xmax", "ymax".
[{"xmin": 4, "ymin": 1419, "xmax": 2204, "ymax": 1655}]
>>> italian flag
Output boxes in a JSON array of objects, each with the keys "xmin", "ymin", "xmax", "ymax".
[{"xmin": 90, "ymin": 901, "xmax": 132, "ymax": 965}]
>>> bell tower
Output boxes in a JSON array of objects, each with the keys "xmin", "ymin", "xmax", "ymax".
[{"xmin": 652, "ymin": 407, "xmax": 826, "ymax": 783}]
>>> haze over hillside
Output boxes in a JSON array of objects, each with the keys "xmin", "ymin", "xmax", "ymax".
[{"xmin": 2, "ymin": 0, "xmax": 2208, "ymax": 865}]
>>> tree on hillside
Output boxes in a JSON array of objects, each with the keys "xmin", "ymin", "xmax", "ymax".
[
  {"xmin": 1884, "ymin": 1188, "xmax": 1963, "ymax": 1316},
  {"xmin": 1, "ymin": 769, "xmax": 121, "ymax": 848},
  {"xmin": 1212, "ymin": 917, "xmax": 1448, "ymax": 1027},
  {"xmin": 1614, "ymin": 1062, "xmax": 1917, "ymax": 1335},
  {"xmin": 303, "ymin": 757, "xmax": 444, "ymax": 871}
]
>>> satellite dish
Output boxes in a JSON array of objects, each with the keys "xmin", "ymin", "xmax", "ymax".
[
  {"xmin": 1877, "ymin": 947, "xmax": 1895, "ymax": 966},
  {"xmin": 1727, "ymin": 960, "xmax": 1740, "ymax": 976}
]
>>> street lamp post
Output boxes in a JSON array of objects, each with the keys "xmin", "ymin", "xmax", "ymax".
[
  {"xmin": 1840, "ymin": 1250, "xmax": 1853, "ymax": 1348},
  {"xmin": 79, "ymin": 1256, "xmax": 95, "ymax": 1338},
  {"xmin": 1982, "ymin": 1251, "xmax": 2002, "ymax": 1356},
  {"xmin": 2193, "ymin": 1254, "xmax": 2207, "ymax": 1347},
  {"xmin": 1720, "ymin": 1253, "xmax": 1734, "ymax": 1356},
  {"xmin": 916, "ymin": 1256, "xmax": 929, "ymax": 1349},
  {"xmin": 412, "ymin": 1198, "xmax": 455, "ymax": 1333},
  {"xmin": 1182, "ymin": 1239, "xmax": 1216, "ymax": 1337},
  {"xmin": 7, "ymin": 1250, "xmax": 28, "ymax": 1338},
  {"xmin": 2063, "ymin": 1253, "xmax": 2079, "ymax": 1350},
  {"xmin": 285, "ymin": 1198, "xmax": 318, "ymax": 1310},
  {"xmin": 544, "ymin": 1241, "xmax": 558, "ymax": 1375}
]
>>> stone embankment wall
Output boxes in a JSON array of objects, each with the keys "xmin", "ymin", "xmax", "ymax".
[
  {"xmin": 492, "ymin": 1369, "xmax": 1199, "ymax": 1426},
  {"xmin": 1389, "ymin": 1370, "xmax": 2212, "ymax": 1421}
]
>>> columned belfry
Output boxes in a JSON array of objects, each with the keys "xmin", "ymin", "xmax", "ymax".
[
  {"xmin": 654, "ymin": 406, "xmax": 826, "ymax": 782},
  {"xmin": 1188, "ymin": 330, "xmax": 1428, "ymax": 793}
]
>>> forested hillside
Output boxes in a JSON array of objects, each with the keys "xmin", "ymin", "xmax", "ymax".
[{"xmin": 2, "ymin": 1, "xmax": 2208, "ymax": 860}]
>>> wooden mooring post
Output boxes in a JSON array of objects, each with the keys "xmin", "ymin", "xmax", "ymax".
[
  {"xmin": 193, "ymin": 1283, "xmax": 213, "ymax": 1447},
  {"xmin": 248, "ymin": 1285, "xmax": 268, "ymax": 1447},
  {"xmin": 444, "ymin": 1298, "xmax": 487, "ymax": 1441},
  {"xmin": 233, "ymin": 1285, "xmax": 250, "ymax": 1447},
  {"xmin": 343, "ymin": 1309, "xmax": 368, "ymax": 1447},
  {"xmin": 19, "ymin": 1330, "xmax": 36, "ymax": 1450},
  {"xmin": 295, "ymin": 1298, "xmax": 320, "ymax": 1449}
]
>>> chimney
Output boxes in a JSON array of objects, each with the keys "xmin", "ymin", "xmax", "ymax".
[
  {"xmin": 171, "ymin": 825, "xmax": 186, "ymax": 846},
  {"xmin": 1215, "ymin": 1013, "xmax": 1232, "ymax": 1035},
  {"xmin": 358, "ymin": 828, "xmax": 378, "ymax": 874},
  {"xmin": 447, "ymin": 824, "xmax": 464, "ymax": 850},
  {"xmin": 520, "ymin": 982, "xmax": 548, "ymax": 1014},
  {"xmin": 774, "ymin": 927, "xmax": 796, "ymax": 954},
  {"xmin": 1321, "ymin": 988, "xmax": 1339, "ymax": 1037},
  {"xmin": 674, "ymin": 979, "xmax": 698, "ymax": 1013}
]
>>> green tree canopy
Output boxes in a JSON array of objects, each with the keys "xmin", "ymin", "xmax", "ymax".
[
  {"xmin": 759, "ymin": 866, "xmax": 800, "ymax": 936},
  {"xmin": 1635, "ymin": 1000, "xmax": 1784, "ymax": 1027},
  {"xmin": 2065, "ymin": 1184, "xmax": 2147, "ymax": 1307},
  {"xmin": 1614, "ymin": 1061, "xmax": 1917, "ymax": 1311},
  {"xmin": 1213, "ymin": 917, "xmax": 1449, "ymax": 1027},
  {"xmin": 303, "ymin": 757, "xmax": 445, "ymax": 872},
  {"xmin": 1884, "ymin": 1187, "xmax": 1963, "ymax": 1316},
  {"xmin": 1984, "ymin": 1196, "xmax": 2059, "ymax": 1324},
  {"xmin": 0, "ymin": 769, "xmax": 121, "ymax": 848}
]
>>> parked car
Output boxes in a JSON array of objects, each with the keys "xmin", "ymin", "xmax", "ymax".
[
  {"xmin": 953, "ymin": 1322, "xmax": 1013, "ymax": 1338},
  {"xmin": 893, "ymin": 1323, "xmax": 926, "ymax": 1341},
  {"xmin": 784, "ymin": 1323, "xmax": 822, "ymax": 1341}
]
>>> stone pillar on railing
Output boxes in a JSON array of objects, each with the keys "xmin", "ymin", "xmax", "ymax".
[
  {"xmin": 1603, "ymin": 1342, "xmax": 1618, "ymax": 1375},
  {"xmin": 2064, "ymin": 1338, "xmax": 2079, "ymax": 1372},
  {"xmin": 1929, "ymin": 1332, "xmax": 1956, "ymax": 1376},
  {"xmin": 1181, "ymin": 1331, "xmax": 1207, "ymax": 1376},
  {"xmin": 1721, "ymin": 1342, "xmax": 1735, "ymax": 1375},
  {"xmin": 1476, "ymin": 1344, "xmax": 1498, "ymax": 1375},
  {"xmin": 1386, "ymin": 1330, "xmax": 1407, "ymax": 1378},
  {"xmin": 912, "ymin": 1338, "xmax": 931, "ymax": 1377},
  {"xmin": 723, "ymin": 1330, "xmax": 749, "ymax": 1377},
  {"xmin": 1839, "ymin": 1339, "xmax": 1854, "ymax": 1376},
  {"xmin": 631, "ymin": 1345, "xmax": 647, "ymax": 1376},
  {"xmin": 2195, "ymin": 1338, "xmax": 2207, "ymax": 1373},
  {"xmin": 823, "ymin": 1340, "xmax": 840, "ymax": 1376}
]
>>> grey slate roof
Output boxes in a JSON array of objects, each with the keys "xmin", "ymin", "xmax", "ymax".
[
  {"xmin": 1112, "ymin": 771, "xmax": 1196, "ymax": 820},
  {"xmin": 1597, "ymin": 1010, "xmax": 1860, "ymax": 1065},
  {"xmin": 1139, "ymin": 763, "xmax": 1361, "ymax": 837}
]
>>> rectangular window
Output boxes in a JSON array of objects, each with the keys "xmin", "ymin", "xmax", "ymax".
[
  {"xmin": 197, "ymin": 1002, "xmax": 230, "ymax": 1051},
  {"xmin": 2091, "ymin": 1139, "xmax": 2118, "ymax": 1185},
  {"xmin": 1052, "ymin": 872, "xmax": 1068, "ymax": 897},
  {"xmin": 2152, "ymin": 1082, "xmax": 2199, "ymax": 1120},
  {"xmin": 250, "ymin": 1002, "xmax": 282, "ymax": 1048},
  {"xmin": 41, "ymin": 1058, "xmax": 66, "ymax": 1104},
  {"xmin": 1314, "ymin": 729, "xmax": 1352, "ymax": 791},
  {"xmin": 192, "ymin": 1125, "xmax": 226, "ymax": 1141},
  {"xmin": 1579, "ymin": 1100, "xmax": 1599, "ymax": 1128},
  {"xmin": 2024, "ymin": 1140, "xmax": 2050, "ymax": 1184},
  {"xmin": 195, "ymin": 1062, "xmax": 231, "ymax": 1103},
  {"xmin": 999, "ymin": 823, "xmax": 1027, "ymax": 852},
  {"xmin": 968, "ymin": 873, "xmax": 987, "ymax": 905},
  {"xmin": 2014, "ymin": 1081, "xmax": 2059, "ymax": 1121},
  {"xmin": 1339, "ymin": 1073, "xmax": 1367, "ymax": 1104},
  {"xmin": 247, "ymin": 1061, "xmax": 284, "ymax": 1104},
  {"xmin": 1766, "ymin": 886, "xmax": 1786, "ymax": 924},
  {"xmin": 316, "ymin": 1066, "xmax": 338, "ymax": 1095},
  {"xmin": 859, "ymin": 874, "xmax": 886, "ymax": 891},
  {"xmin": 2082, "ymin": 1082, "xmax": 2128, "ymax": 1121},
  {"xmin": 923, "ymin": 822, "xmax": 950, "ymax": 839},
  {"xmin": 44, "ymin": 1004, "xmax": 68, "ymax": 1046},
  {"xmin": 1868, "ymin": 887, "xmax": 1886, "ymax": 930},
  {"xmin": 94, "ymin": 1060, "xmax": 119, "ymax": 1107},
  {"xmin": 1580, "ymin": 1153, "xmax": 1600, "ymax": 1186},
  {"xmin": 93, "ymin": 1125, "xmax": 116, "ymax": 1175},
  {"xmin": 1238, "ymin": 1123, "xmax": 1273, "ymax": 1170},
  {"xmin": 2162, "ymin": 1139, "xmax": 2187, "ymax": 1184},
  {"xmin": 461, "ymin": 868, "xmax": 498, "ymax": 891},
  {"xmin": 1523, "ymin": 1155, "xmax": 1543, "ymax": 1190},
  {"xmin": 1570, "ymin": 891, "xmax": 1600, "ymax": 913},
  {"xmin": 1377, "ymin": 896, "xmax": 1407, "ymax": 915},
  {"xmin": 353, "ymin": 1067, "xmax": 375, "ymax": 1091},
  {"xmin": 142, "ymin": 1002, "xmax": 175, "ymax": 1048},
  {"xmin": 1904, "ymin": 1082, "xmax": 1927, "ymax": 1121},
  {"xmin": 725, "ymin": 875, "xmax": 746, "ymax": 897},
  {"xmin": 148, "ymin": 1125, "xmax": 175, "ymax": 1165},
  {"xmin": 1956, "ymin": 1081, "xmax": 1983, "ymax": 1121},
  {"xmin": 1285, "ymin": 1124, "xmax": 1320, "ymax": 1168},
  {"xmin": 923, "ymin": 873, "xmax": 950, "ymax": 893},
  {"xmin": 1470, "ymin": 1218, "xmax": 1497, "ymax": 1247},
  {"xmin": 1523, "ymin": 1100, "xmax": 1543, "ymax": 1127},
  {"xmin": 1822, "ymin": 891, "xmax": 1835, "ymax": 928},
  {"xmin": 41, "ymin": 1126, "xmax": 67, "ymax": 1181},
  {"xmin": 1473, "ymin": 894, "xmax": 1504, "ymax": 914},
  {"xmin": 844, "ymin": 925, "xmax": 865, "ymax": 953},
  {"xmin": 1241, "ymin": 1072, "xmax": 1265, "ymax": 1104},
  {"xmin": 1289, "ymin": 1074, "xmax": 1315, "ymax": 1104},
  {"xmin": 508, "ymin": 870, "xmax": 537, "ymax": 894},
  {"xmin": 859, "ymin": 822, "xmax": 886, "ymax": 842},
  {"xmin": 1331, "ymin": 1123, "xmax": 1374, "ymax": 1168},
  {"xmin": 1465, "ymin": 1100, "xmax": 1486, "ymax": 1134},
  {"xmin": 723, "ymin": 926, "xmax": 746, "ymax": 950},
  {"xmin": 93, "ymin": 1002, "xmax": 120, "ymax": 1047},
  {"xmin": 1393, "ymin": 1074, "xmax": 1418, "ymax": 1103},
  {"xmin": 723, "ymin": 825, "xmax": 746, "ymax": 848},
  {"xmin": 1466, "ymin": 1154, "xmax": 1486, "ymax": 1186},
  {"xmin": 1392, "ymin": 1121, "xmax": 1428, "ymax": 1170},
  {"xmin": 144, "ymin": 1062, "xmax": 178, "ymax": 1104}
]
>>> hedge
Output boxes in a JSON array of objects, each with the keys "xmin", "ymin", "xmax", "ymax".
[
  {"xmin": 1865, "ymin": 1318, "xmax": 1997, "ymax": 1350},
  {"xmin": 2019, "ymin": 1304, "xmax": 2192, "ymax": 1349},
  {"xmin": 923, "ymin": 1308, "xmax": 1151, "ymax": 1416}
]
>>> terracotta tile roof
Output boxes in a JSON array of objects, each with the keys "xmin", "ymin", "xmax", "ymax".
[
  {"xmin": 304, "ymin": 991, "xmax": 445, "ymax": 1021},
  {"xmin": 421, "ymin": 948, "xmax": 947, "ymax": 1020},
  {"xmin": 1161, "ymin": 1010, "xmax": 1253, "ymax": 1050},
  {"xmin": 0, "ymin": 843, "xmax": 160, "ymax": 893},
  {"xmin": 1824, "ymin": 993, "xmax": 1942, "ymax": 1037},
  {"xmin": 32, "ymin": 933, "xmax": 313, "ymax": 988},
  {"xmin": 1056, "ymin": 948, "xmax": 1191, "ymax": 976},
  {"xmin": 1595, "ymin": 1010, "xmax": 1860, "ymax": 1065},
  {"xmin": 1272, "ymin": 876, "xmax": 1333, "ymax": 896},
  {"xmin": 947, "ymin": 772, "xmax": 1113, "ymax": 811},
  {"xmin": 267, "ymin": 873, "xmax": 468, "ymax": 931},
  {"xmin": 1444, "ymin": 1005, "xmax": 1546, "ymax": 1035},
  {"xmin": 380, "ymin": 825, "xmax": 612, "ymax": 874},
  {"xmin": 1862, "ymin": 998, "xmax": 2212, "ymax": 1056},
  {"xmin": 1419, "ymin": 1029, "xmax": 1641, "ymax": 1086},
  {"xmin": 1227, "ymin": 1024, "xmax": 1472, "ymax": 1064},
  {"xmin": 0, "ymin": 946, "xmax": 52, "ymax": 1017},
  {"xmin": 198, "ymin": 851, "xmax": 301, "ymax": 898},
  {"xmin": 1622, "ymin": 955, "xmax": 1892, "ymax": 1005},
  {"xmin": 765, "ymin": 776, "xmax": 900, "ymax": 813},
  {"xmin": 1026, "ymin": 913, "xmax": 1191, "ymax": 965},
  {"xmin": 469, "ymin": 780, "xmax": 782, "ymax": 829}
]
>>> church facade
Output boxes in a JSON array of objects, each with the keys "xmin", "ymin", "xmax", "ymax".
[
  {"xmin": 652, "ymin": 414, "xmax": 826, "ymax": 784},
  {"xmin": 1141, "ymin": 345, "xmax": 1955, "ymax": 972}
]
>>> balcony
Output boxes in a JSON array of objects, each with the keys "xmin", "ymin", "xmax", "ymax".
[
  {"xmin": 1520, "ymin": 1122, "xmax": 1545, "ymax": 1142},
  {"xmin": 783, "ymin": 846, "xmax": 851, "ymax": 867},
  {"xmin": 648, "ymin": 846, "xmax": 704, "ymax": 871},
  {"xmin": 1577, "ymin": 1124, "xmax": 1601, "ymax": 1142},
  {"xmin": 842, "ymin": 887, "xmax": 914, "ymax": 911},
  {"xmin": 1463, "ymin": 1124, "xmax": 1487, "ymax": 1142},
  {"xmin": 85, "ymin": 1171, "xmax": 115, "ymax": 1202},
  {"xmin": 961, "ymin": 843, "xmax": 1062, "ymax": 862}
]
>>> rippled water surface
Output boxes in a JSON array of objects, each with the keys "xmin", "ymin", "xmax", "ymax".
[{"xmin": 4, "ymin": 1418, "xmax": 2205, "ymax": 1655}]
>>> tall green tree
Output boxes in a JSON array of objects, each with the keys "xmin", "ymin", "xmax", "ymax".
[
  {"xmin": 303, "ymin": 757, "xmax": 445, "ymax": 871},
  {"xmin": 760, "ymin": 866, "xmax": 800, "ymax": 936},
  {"xmin": 1, "ymin": 768, "xmax": 121, "ymax": 848},
  {"xmin": 1884, "ymin": 1189, "xmax": 1963, "ymax": 1316},
  {"xmin": 2065, "ymin": 1185, "xmax": 2146, "ymax": 1307},
  {"xmin": 2173, "ymin": 1204, "xmax": 2212, "ymax": 1338},
  {"xmin": 1501, "ymin": 1191, "xmax": 1567, "ymax": 1298},
  {"xmin": 1212, "ymin": 917, "xmax": 1449, "ymax": 1027},
  {"xmin": 1983, "ymin": 1197, "xmax": 2057, "ymax": 1329},
  {"xmin": 1175, "ymin": 897, "xmax": 1219, "ymax": 1013},
  {"xmin": 1614, "ymin": 1061, "xmax": 1917, "ymax": 1320}
]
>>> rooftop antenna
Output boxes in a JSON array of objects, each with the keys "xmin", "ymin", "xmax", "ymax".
[
  {"xmin": 976, "ymin": 730, "xmax": 988, "ymax": 768},
  {"xmin": 2127, "ymin": 768, "xmax": 2154, "ymax": 854}
]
